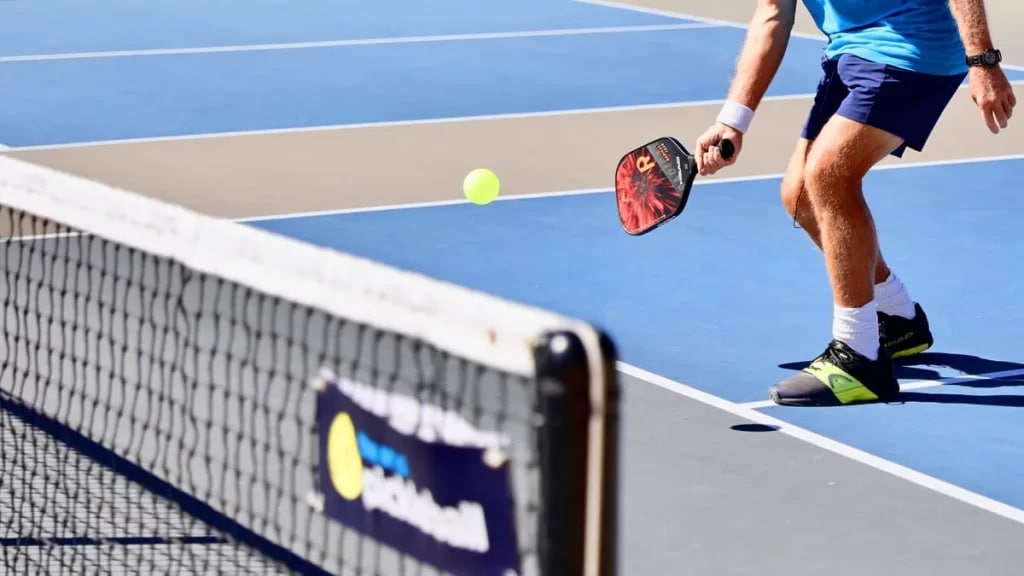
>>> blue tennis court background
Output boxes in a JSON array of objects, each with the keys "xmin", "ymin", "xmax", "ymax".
[{"xmin": 3, "ymin": 0, "xmax": 1024, "ymax": 528}]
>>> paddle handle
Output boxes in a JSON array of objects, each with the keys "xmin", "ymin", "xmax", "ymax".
[{"xmin": 719, "ymin": 139, "xmax": 735, "ymax": 160}]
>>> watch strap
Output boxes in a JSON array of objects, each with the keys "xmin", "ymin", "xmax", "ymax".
[{"xmin": 966, "ymin": 48, "xmax": 1002, "ymax": 67}]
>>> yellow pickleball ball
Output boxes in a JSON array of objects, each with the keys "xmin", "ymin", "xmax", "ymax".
[{"xmin": 463, "ymin": 168, "xmax": 500, "ymax": 205}]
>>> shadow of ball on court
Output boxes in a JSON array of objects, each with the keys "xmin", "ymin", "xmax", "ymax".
[{"xmin": 730, "ymin": 423, "xmax": 780, "ymax": 433}]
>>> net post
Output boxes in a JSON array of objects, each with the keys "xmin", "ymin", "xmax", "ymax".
[{"xmin": 534, "ymin": 327, "xmax": 619, "ymax": 576}]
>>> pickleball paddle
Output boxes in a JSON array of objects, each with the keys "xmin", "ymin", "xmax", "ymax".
[{"xmin": 615, "ymin": 137, "xmax": 734, "ymax": 235}]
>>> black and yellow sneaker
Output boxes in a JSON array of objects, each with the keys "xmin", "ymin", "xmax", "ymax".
[
  {"xmin": 769, "ymin": 339, "xmax": 899, "ymax": 407},
  {"xmin": 878, "ymin": 302, "xmax": 933, "ymax": 359}
]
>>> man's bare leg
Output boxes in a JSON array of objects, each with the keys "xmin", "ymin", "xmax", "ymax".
[
  {"xmin": 780, "ymin": 136, "xmax": 922, "ymax": 331},
  {"xmin": 801, "ymin": 118, "xmax": 903, "ymax": 362},
  {"xmin": 780, "ymin": 138, "xmax": 893, "ymax": 286},
  {"xmin": 767, "ymin": 116, "xmax": 907, "ymax": 406}
]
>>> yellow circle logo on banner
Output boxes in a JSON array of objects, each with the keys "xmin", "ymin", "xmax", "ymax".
[{"xmin": 327, "ymin": 412, "xmax": 364, "ymax": 501}]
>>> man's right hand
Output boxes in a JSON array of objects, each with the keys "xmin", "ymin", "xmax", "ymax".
[
  {"xmin": 969, "ymin": 65, "xmax": 1016, "ymax": 134},
  {"xmin": 695, "ymin": 123, "xmax": 744, "ymax": 176}
]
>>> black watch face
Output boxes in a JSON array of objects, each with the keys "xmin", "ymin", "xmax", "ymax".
[{"xmin": 984, "ymin": 49, "xmax": 1001, "ymax": 65}]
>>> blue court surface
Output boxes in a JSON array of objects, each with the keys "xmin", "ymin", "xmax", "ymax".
[
  {"xmin": 2, "ymin": 0, "xmax": 1023, "ymax": 147},
  {"xmin": 4, "ymin": 0, "xmax": 1024, "ymax": 568},
  {"xmin": 250, "ymin": 157, "xmax": 1024, "ymax": 508}
]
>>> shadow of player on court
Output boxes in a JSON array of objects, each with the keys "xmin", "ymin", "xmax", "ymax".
[{"xmin": 777, "ymin": 352, "xmax": 1024, "ymax": 407}]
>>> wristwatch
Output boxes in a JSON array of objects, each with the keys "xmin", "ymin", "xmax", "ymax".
[{"xmin": 966, "ymin": 48, "xmax": 1002, "ymax": 68}]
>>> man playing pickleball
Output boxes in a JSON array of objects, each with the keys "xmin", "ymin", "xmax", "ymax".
[{"xmin": 695, "ymin": 0, "xmax": 1017, "ymax": 406}]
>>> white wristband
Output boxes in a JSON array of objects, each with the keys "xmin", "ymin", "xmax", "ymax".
[{"xmin": 716, "ymin": 100, "xmax": 755, "ymax": 134}]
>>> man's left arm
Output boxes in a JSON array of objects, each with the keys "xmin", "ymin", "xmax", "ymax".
[{"xmin": 948, "ymin": 0, "xmax": 1017, "ymax": 133}]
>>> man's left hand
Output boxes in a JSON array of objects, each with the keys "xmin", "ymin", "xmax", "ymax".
[{"xmin": 970, "ymin": 65, "xmax": 1017, "ymax": 134}]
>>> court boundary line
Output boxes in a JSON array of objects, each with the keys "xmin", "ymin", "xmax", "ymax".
[
  {"xmin": 574, "ymin": 0, "xmax": 828, "ymax": 41},
  {"xmin": 0, "ymin": 22, "xmax": 718, "ymax": 63},
  {"xmin": 6, "ymin": 78, "xmax": 1021, "ymax": 152},
  {"xmin": 3, "ymin": 93, "xmax": 819, "ymax": 152},
  {"xmin": 739, "ymin": 367, "xmax": 1024, "ymax": 409},
  {"xmin": 618, "ymin": 361, "xmax": 1024, "ymax": 526},
  {"xmin": 574, "ymin": 0, "xmax": 1024, "ymax": 72},
  {"xmin": 235, "ymin": 152, "xmax": 1024, "ymax": 223}
]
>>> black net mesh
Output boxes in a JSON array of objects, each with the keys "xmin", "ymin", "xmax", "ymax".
[{"xmin": 0, "ymin": 205, "xmax": 561, "ymax": 576}]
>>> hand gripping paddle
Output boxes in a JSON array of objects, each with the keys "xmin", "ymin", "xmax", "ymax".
[{"xmin": 615, "ymin": 137, "xmax": 734, "ymax": 235}]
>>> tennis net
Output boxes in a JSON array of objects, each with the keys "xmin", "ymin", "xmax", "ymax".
[{"xmin": 0, "ymin": 155, "xmax": 620, "ymax": 576}]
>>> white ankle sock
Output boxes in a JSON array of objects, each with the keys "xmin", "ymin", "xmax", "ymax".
[
  {"xmin": 833, "ymin": 301, "xmax": 880, "ymax": 360},
  {"xmin": 874, "ymin": 272, "xmax": 916, "ymax": 319}
]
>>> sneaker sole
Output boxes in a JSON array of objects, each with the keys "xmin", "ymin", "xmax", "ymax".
[
  {"xmin": 889, "ymin": 342, "xmax": 932, "ymax": 360},
  {"xmin": 768, "ymin": 387, "xmax": 841, "ymax": 407},
  {"xmin": 768, "ymin": 387, "xmax": 897, "ymax": 407}
]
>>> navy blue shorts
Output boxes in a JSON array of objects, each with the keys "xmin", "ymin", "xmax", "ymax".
[{"xmin": 802, "ymin": 54, "xmax": 966, "ymax": 157}]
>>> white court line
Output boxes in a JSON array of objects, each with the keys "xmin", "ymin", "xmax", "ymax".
[
  {"xmin": 739, "ymin": 400, "xmax": 783, "ymax": 410},
  {"xmin": 574, "ymin": 0, "xmax": 1024, "ymax": 73},
  {"xmin": 3, "ymin": 92, "xmax": 819, "ymax": 153},
  {"xmin": 236, "ymin": 152, "xmax": 1024, "ymax": 223},
  {"xmin": 739, "ymin": 367, "xmax": 1024, "ymax": 410},
  {"xmin": 44, "ymin": 153, "xmax": 1024, "ymax": 238},
  {"xmin": 0, "ymin": 23, "xmax": 717, "ymax": 63},
  {"xmin": 6, "ymin": 75, "xmax": 1020, "ymax": 152},
  {"xmin": 575, "ymin": 0, "xmax": 826, "ymax": 41},
  {"xmin": 618, "ymin": 361, "xmax": 1024, "ymax": 526}
]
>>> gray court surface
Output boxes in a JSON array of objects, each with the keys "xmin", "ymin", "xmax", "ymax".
[{"xmin": 618, "ymin": 373, "xmax": 1024, "ymax": 575}]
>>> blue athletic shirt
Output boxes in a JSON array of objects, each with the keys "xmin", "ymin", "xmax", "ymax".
[{"xmin": 801, "ymin": 0, "xmax": 968, "ymax": 76}]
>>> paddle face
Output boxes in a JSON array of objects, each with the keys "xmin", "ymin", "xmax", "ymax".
[{"xmin": 615, "ymin": 137, "xmax": 697, "ymax": 235}]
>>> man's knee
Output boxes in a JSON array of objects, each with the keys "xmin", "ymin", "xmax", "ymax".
[
  {"xmin": 780, "ymin": 138, "xmax": 812, "ymax": 217},
  {"xmin": 803, "ymin": 142, "xmax": 843, "ymax": 195},
  {"xmin": 803, "ymin": 147, "xmax": 862, "ymax": 215},
  {"xmin": 803, "ymin": 116, "xmax": 902, "ymax": 204}
]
